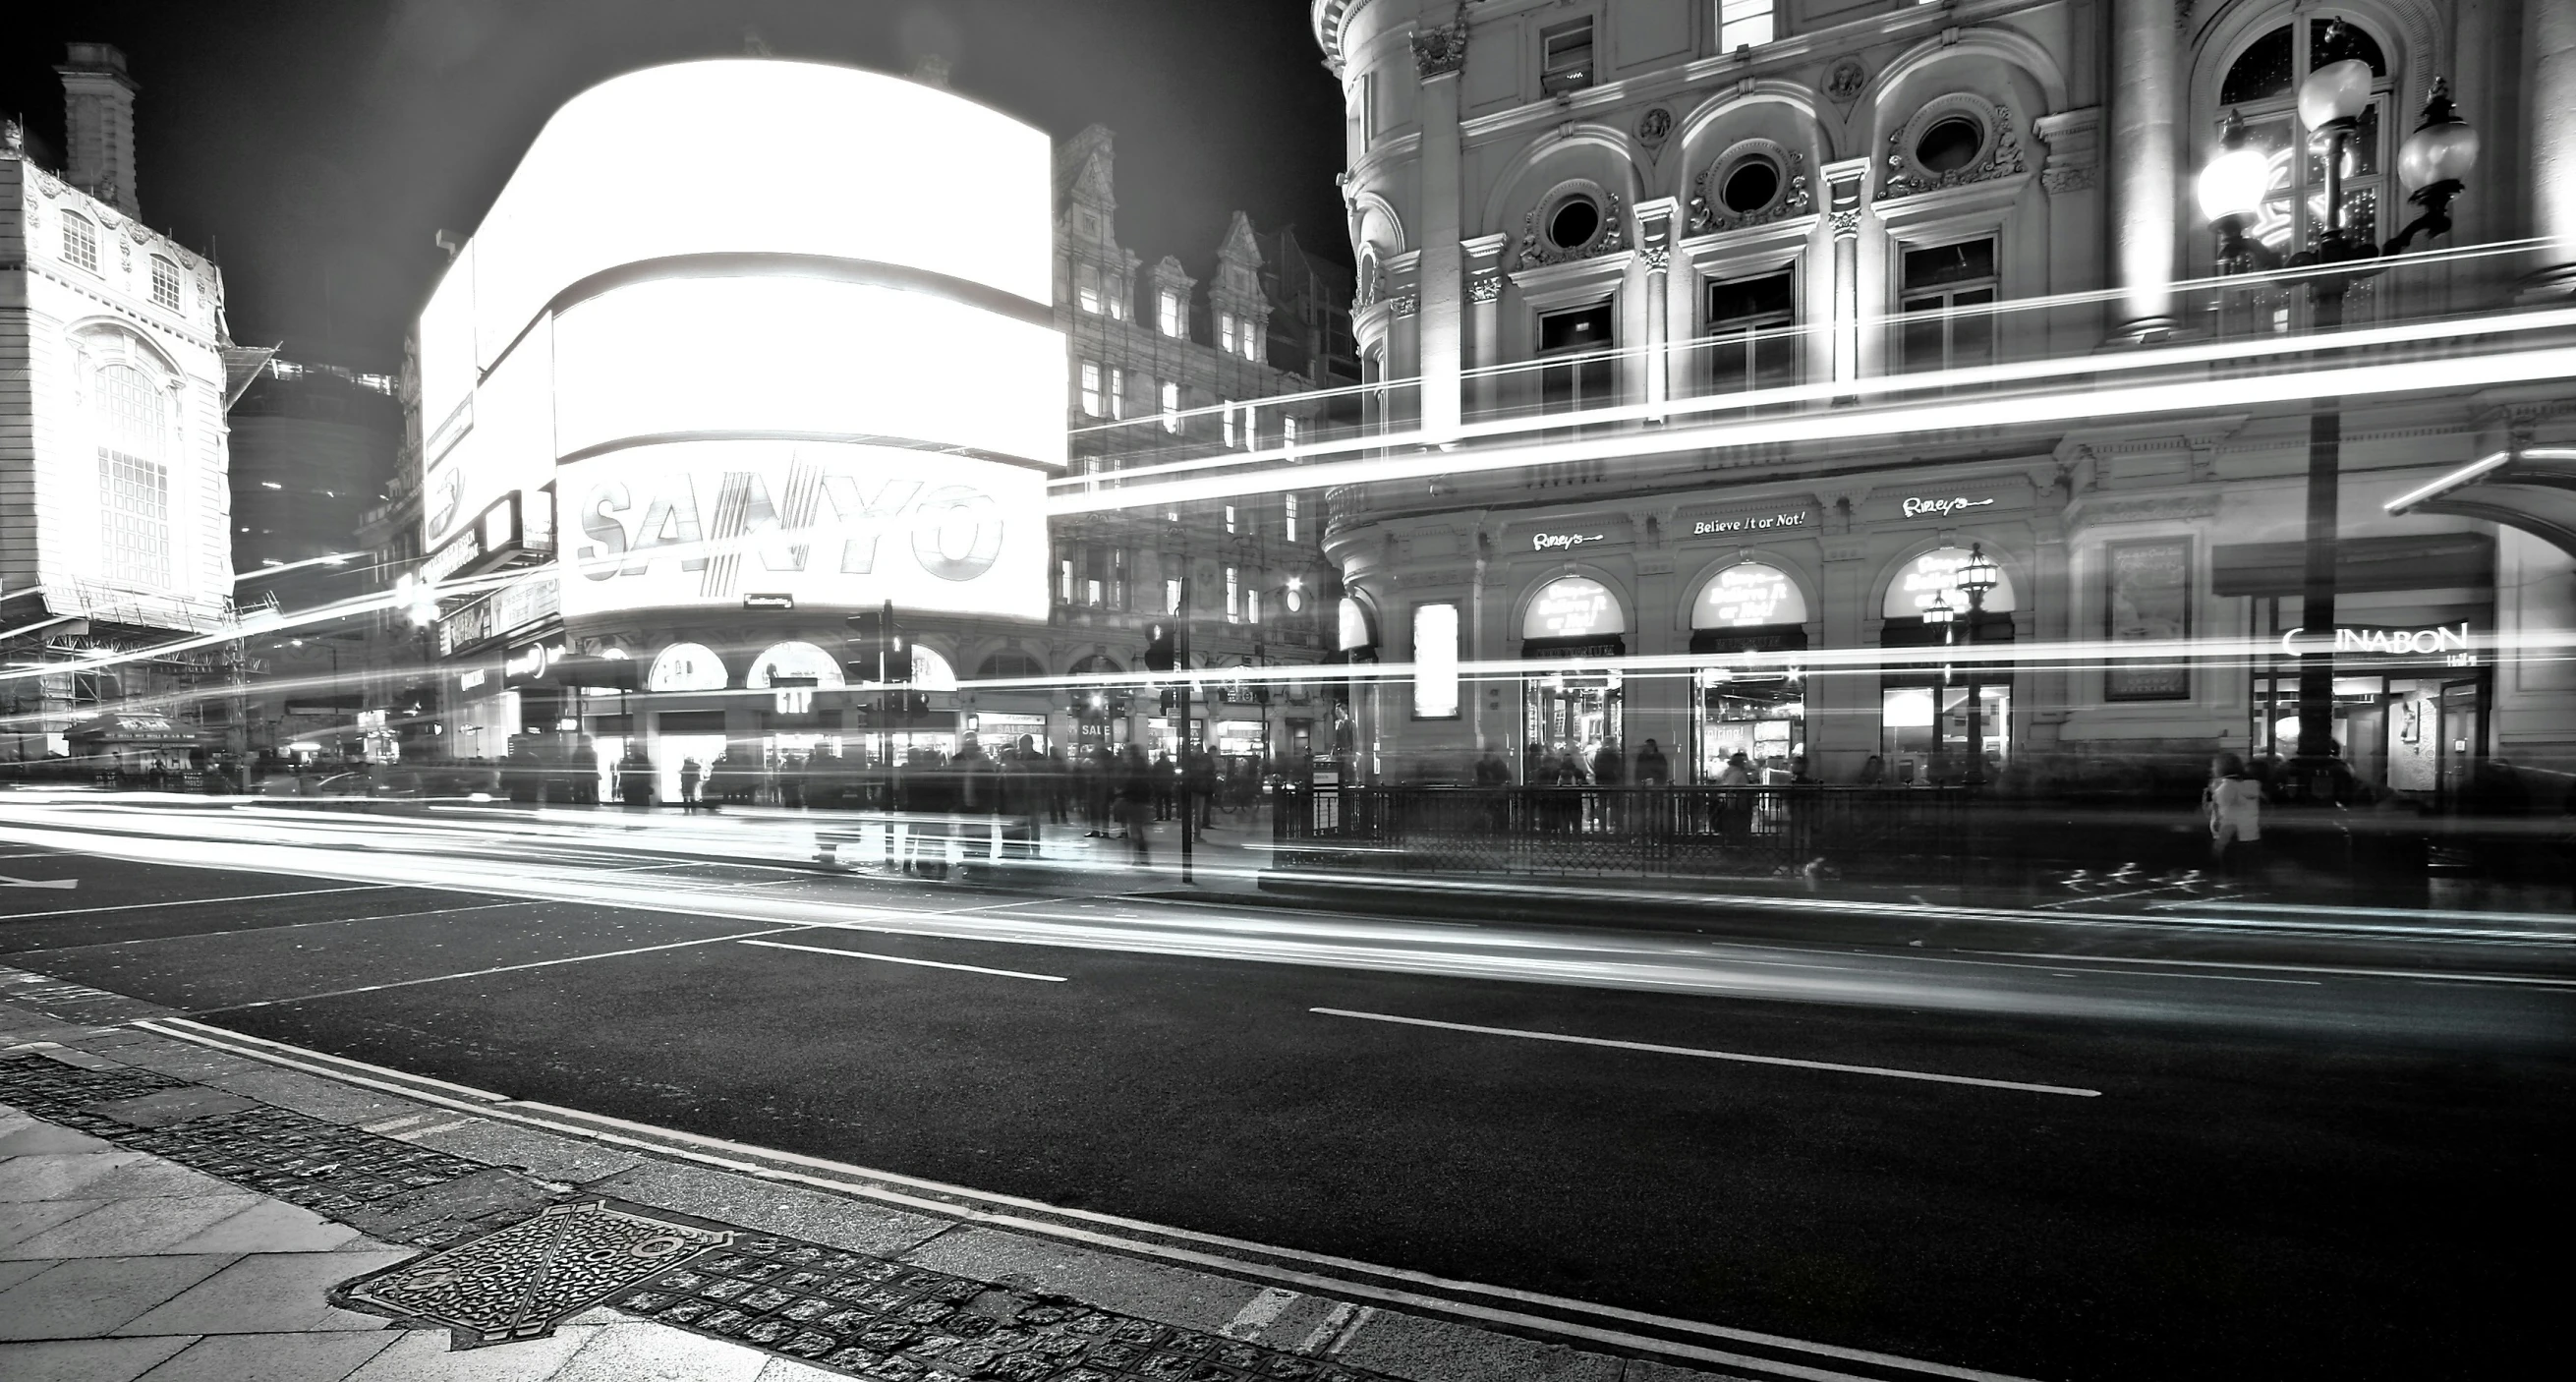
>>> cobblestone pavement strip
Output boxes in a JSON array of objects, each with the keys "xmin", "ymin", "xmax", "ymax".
[{"xmin": 0, "ymin": 1053, "xmax": 1437, "ymax": 1382}]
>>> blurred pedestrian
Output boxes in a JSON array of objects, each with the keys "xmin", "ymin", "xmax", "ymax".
[
  {"xmin": 1118, "ymin": 744, "xmax": 1155, "ymax": 864},
  {"xmin": 1635, "ymin": 739, "xmax": 1670, "ymax": 786},
  {"xmin": 1153, "ymin": 750, "xmax": 1175, "ymax": 820},
  {"xmin": 1857, "ymin": 754, "xmax": 1886, "ymax": 786},
  {"xmin": 678, "ymin": 757, "xmax": 703, "ymax": 813},
  {"xmin": 2205, "ymin": 752, "xmax": 2262, "ymax": 875}
]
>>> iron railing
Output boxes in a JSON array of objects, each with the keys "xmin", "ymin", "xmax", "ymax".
[{"xmin": 1274, "ymin": 784, "xmax": 1971, "ymax": 883}]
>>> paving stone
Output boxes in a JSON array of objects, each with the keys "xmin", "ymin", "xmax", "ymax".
[
  {"xmin": 0, "ymin": 1258, "xmax": 55, "ymax": 1294},
  {"xmin": 0, "ymin": 1253, "xmax": 234, "ymax": 1338},
  {"xmin": 0, "ymin": 1153, "xmax": 237, "ymax": 1204},
  {"xmin": 0, "ymin": 1123, "xmax": 114, "ymax": 1155},
  {"xmin": 84, "ymin": 1088, "xmax": 263, "ymax": 1129},
  {"xmin": 2, "ymin": 1194, "xmax": 269, "ymax": 1259},
  {"xmin": 0, "ymin": 1335, "xmax": 196, "ymax": 1382},
  {"xmin": 408, "ymin": 1120, "xmax": 641, "ymax": 1186},
  {"xmin": 588, "ymin": 1161, "xmax": 952, "ymax": 1257},
  {"xmin": 753, "ymin": 1355, "xmax": 852, "ymax": 1381},
  {"xmin": 549, "ymin": 1318, "xmax": 772, "ymax": 1381},
  {"xmin": 896, "ymin": 1224, "xmax": 1266, "ymax": 1333},
  {"xmin": 0, "ymin": 1201, "xmax": 107, "ymax": 1253},
  {"xmin": 119, "ymin": 1249, "xmax": 417, "ymax": 1335},
  {"xmin": 344, "ymin": 1323, "xmax": 606, "ymax": 1380},
  {"xmin": 1330, "ymin": 1308, "xmax": 1627, "ymax": 1382},
  {"xmin": 129, "ymin": 1329, "xmax": 402, "ymax": 1382},
  {"xmin": 340, "ymin": 1167, "xmax": 561, "ymax": 1248},
  {"xmin": 196, "ymin": 1069, "xmax": 407, "ymax": 1124},
  {"xmin": 157, "ymin": 1199, "xmax": 364, "ymax": 1255}
]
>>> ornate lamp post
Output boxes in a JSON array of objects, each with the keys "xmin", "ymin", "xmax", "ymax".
[
  {"xmin": 1922, "ymin": 590, "xmax": 1958, "ymax": 781},
  {"xmin": 1955, "ymin": 544, "xmax": 2002, "ymax": 786},
  {"xmin": 2197, "ymin": 21, "xmax": 2477, "ymax": 798}
]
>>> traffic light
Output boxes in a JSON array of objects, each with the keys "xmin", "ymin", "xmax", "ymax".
[
  {"xmin": 844, "ymin": 602, "xmax": 912, "ymax": 683},
  {"xmin": 1144, "ymin": 620, "xmax": 1177, "ymax": 672},
  {"xmin": 1159, "ymin": 686, "xmax": 1180, "ymax": 715}
]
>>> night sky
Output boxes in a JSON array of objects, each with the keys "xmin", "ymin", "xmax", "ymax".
[{"xmin": 2, "ymin": 1, "xmax": 1349, "ymax": 372}]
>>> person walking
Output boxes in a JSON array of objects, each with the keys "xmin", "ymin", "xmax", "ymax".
[
  {"xmin": 677, "ymin": 757, "xmax": 703, "ymax": 813},
  {"xmin": 1635, "ymin": 739, "xmax": 1670, "ymax": 786},
  {"xmin": 2205, "ymin": 752, "xmax": 2263, "ymax": 877},
  {"xmin": 1153, "ymin": 751, "xmax": 1176, "ymax": 821},
  {"xmin": 1117, "ymin": 744, "xmax": 1155, "ymax": 865},
  {"xmin": 1186, "ymin": 745, "xmax": 1219, "ymax": 833}
]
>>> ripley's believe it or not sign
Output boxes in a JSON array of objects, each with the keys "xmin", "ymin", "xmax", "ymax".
[{"xmin": 411, "ymin": 60, "xmax": 1064, "ymax": 625}]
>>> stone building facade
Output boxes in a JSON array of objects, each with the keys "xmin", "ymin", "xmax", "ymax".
[{"xmin": 1308, "ymin": 0, "xmax": 2576, "ymax": 797}]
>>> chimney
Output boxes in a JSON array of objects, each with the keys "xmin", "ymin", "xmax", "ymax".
[{"xmin": 56, "ymin": 42, "xmax": 140, "ymax": 216}]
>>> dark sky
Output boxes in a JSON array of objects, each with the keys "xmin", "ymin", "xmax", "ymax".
[{"xmin": 3, "ymin": 0, "xmax": 1348, "ymax": 373}]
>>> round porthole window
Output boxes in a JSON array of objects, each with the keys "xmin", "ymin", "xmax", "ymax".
[
  {"xmin": 1547, "ymin": 195, "xmax": 1603, "ymax": 250},
  {"xmin": 1719, "ymin": 156, "xmax": 1782, "ymax": 215},
  {"xmin": 1915, "ymin": 115, "xmax": 1985, "ymax": 174}
]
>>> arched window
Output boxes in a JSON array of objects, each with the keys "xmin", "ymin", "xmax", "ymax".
[
  {"xmin": 95, "ymin": 363, "xmax": 172, "ymax": 592},
  {"xmin": 2212, "ymin": 17, "xmax": 2394, "ymax": 264},
  {"xmin": 748, "ymin": 641, "xmax": 847, "ymax": 690},
  {"xmin": 646, "ymin": 642, "xmax": 728, "ymax": 692},
  {"xmin": 1068, "ymin": 653, "xmax": 1123, "ymax": 676},
  {"xmin": 975, "ymin": 650, "xmax": 1046, "ymax": 681},
  {"xmin": 907, "ymin": 646, "xmax": 958, "ymax": 691}
]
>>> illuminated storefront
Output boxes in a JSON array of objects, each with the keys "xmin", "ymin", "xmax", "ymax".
[
  {"xmin": 1878, "ymin": 547, "xmax": 2018, "ymax": 785},
  {"xmin": 1517, "ymin": 575, "xmax": 1626, "ymax": 779},
  {"xmin": 1689, "ymin": 561, "xmax": 1808, "ymax": 782}
]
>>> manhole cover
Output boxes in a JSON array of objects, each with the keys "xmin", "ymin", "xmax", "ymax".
[{"xmin": 339, "ymin": 1199, "xmax": 731, "ymax": 1347}]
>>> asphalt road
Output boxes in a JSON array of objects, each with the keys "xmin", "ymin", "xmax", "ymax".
[{"xmin": 0, "ymin": 800, "xmax": 2566, "ymax": 1381}]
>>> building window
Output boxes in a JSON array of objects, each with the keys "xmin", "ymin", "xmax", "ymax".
[
  {"xmin": 1166, "ymin": 577, "xmax": 1184, "ymax": 614},
  {"xmin": 1059, "ymin": 557, "xmax": 1075, "ymax": 603},
  {"xmin": 1899, "ymin": 239, "xmax": 1997, "ymax": 375},
  {"xmin": 1080, "ymin": 362, "xmax": 1104, "ymax": 417},
  {"xmin": 1220, "ymin": 314, "xmax": 1237, "ymax": 354},
  {"xmin": 149, "ymin": 256, "xmax": 181, "ymax": 311},
  {"xmin": 95, "ymin": 364, "xmax": 172, "ymax": 593},
  {"xmin": 1161, "ymin": 379, "xmax": 1181, "ymax": 432},
  {"xmin": 1225, "ymin": 505, "xmax": 1238, "ymax": 534},
  {"xmin": 1706, "ymin": 269, "xmax": 1799, "ymax": 394},
  {"xmin": 1109, "ymin": 367, "xmax": 1126, "ymax": 419},
  {"xmin": 1247, "ymin": 589, "xmax": 1262, "ymax": 625},
  {"xmin": 1222, "ymin": 400, "xmax": 1236, "ymax": 447},
  {"xmin": 1284, "ymin": 415, "xmax": 1299, "ymax": 448},
  {"xmin": 1718, "ymin": 0, "xmax": 1775, "ymax": 51},
  {"xmin": 1078, "ymin": 263, "xmax": 1104, "ymax": 315},
  {"xmin": 1285, "ymin": 493, "xmax": 1300, "ymax": 543},
  {"xmin": 62, "ymin": 213, "xmax": 98, "ymax": 274},
  {"xmin": 1158, "ymin": 289, "xmax": 1184, "ymax": 337},
  {"xmin": 1538, "ymin": 301, "xmax": 1617, "ymax": 414},
  {"xmin": 1357, "ymin": 72, "xmax": 1377, "ymax": 156},
  {"xmin": 1226, "ymin": 567, "xmax": 1241, "ymax": 622},
  {"xmin": 1540, "ymin": 18, "xmax": 1594, "ymax": 95},
  {"xmin": 2213, "ymin": 19, "xmax": 2392, "ymax": 267}
]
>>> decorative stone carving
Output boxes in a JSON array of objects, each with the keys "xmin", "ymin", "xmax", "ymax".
[
  {"xmin": 1635, "ymin": 105, "xmax": 1674, "ymax": 152},
  {"xmin": 1517, "ymin": 193, "xmax": 1628, "ymax": 268},
  {"xmin": 1882, "ymin": 98, "xmax": 2027, "ymax": 201},
  {"xmin": 1824, "ymin": 59, "xmax": 1866, "ymax": 106},
  {"xmin": 1641, "ymin": 246, "xmax": 1671, "ymax": 272},
  {"xmin": 1467, "ymin": 274, "xmax": 1504, "ymax": 304},
  {"xmin": 0, "ymin": 119, "xmax": 23, "ymax": 157},
  {"xmin": 1689, "ymin": 148, "xmax": 1814, "ymax": 235},
  {"xmin": 1391, "ymin": 293, "xmax": 1420, "ymax": 317},
  {"xmin": 2041, "ymin": 163, "xmax": 2096, "ymax": 195},
  {"xmin": 1410, "ymin": 12, "xmax": 1467, "ymax": 79},
  {"xmin": 1830, "ymin": 208, "xmax": 1860, "ymax": 238}
]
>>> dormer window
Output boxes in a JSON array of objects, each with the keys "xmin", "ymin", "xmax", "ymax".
[
  {"xmin": 150, "ymin": 256, "xmax": 182, "ymax": 311},
  {"xmin": 62, "ymin": 213, "xmax": 99, "ymax": 273},
  {"xmin": 1158, "ymin": 289, "xmax": 1184, "ymax": 337},
  {"xmin": 1541, "ymin": 18, "xmax": 1594, "ymax": 95},
  {"xmin": 1077, "ymin": 263, "xmax": 1103, "ymax": 315}
]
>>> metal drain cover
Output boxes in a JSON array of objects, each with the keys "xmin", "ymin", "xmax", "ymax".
[{"xmin": 338, "ymin": 1199, "xmax": 731, "ymax": 1347}]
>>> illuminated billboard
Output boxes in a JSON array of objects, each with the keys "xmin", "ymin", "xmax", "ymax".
[{"xmin": 412, "ymin": 58, "xmax": 1062, "ymax": 622}]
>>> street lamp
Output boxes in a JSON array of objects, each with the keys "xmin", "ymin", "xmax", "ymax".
[
  {"xmin": 1922, "ymin": 590, "xmax": 1958, "ymax": 782},
  {"xmin": 1954, "ymin": 544, "xmax": 2001, "ymax": 787},
  {"xmin": 2199, "ymin": 20, "xmax": 2476, "ymax": 799}
]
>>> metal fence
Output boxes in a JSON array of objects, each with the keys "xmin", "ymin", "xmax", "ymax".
[{"xmin": 1274, "ymin": 784, "xmax": 1971, "ymax": 883}]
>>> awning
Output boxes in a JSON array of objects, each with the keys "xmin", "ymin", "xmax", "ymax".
[
  {"xmin": 62, "ymin": 713, "xmax": 200, "ymax": 745},
  {"xmin": 2382, "ymin": 446, "xmax": 2576, "ymax": 559}
]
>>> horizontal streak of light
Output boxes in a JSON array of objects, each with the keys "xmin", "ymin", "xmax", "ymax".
[
  {"xmin": 1061, "ymin": 234, "xmax": 2567, "ymax": 440},
  {"xmin": 736, "ymin": 938, "xmax": 1066, "ymax": 981},
  {"xmin": 2381, "ymin": 445, "xmax": 2576, "ymax": 512},
  {"xmin": 1053, "ymin": 300, "xmax": 2576, "ymax": 492},
  {"xmin": 1051, "ymin": 341, "xmax": 2576, "ymax": 515},
  {"xmin": 1309, "ymin": 1007, "xmax": 2101, "ymax": 1097}
]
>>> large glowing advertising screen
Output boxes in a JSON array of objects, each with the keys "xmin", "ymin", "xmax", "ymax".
[{"xmin": 558, "ymin": 440, "xmax": 1048, "ymax": 622}]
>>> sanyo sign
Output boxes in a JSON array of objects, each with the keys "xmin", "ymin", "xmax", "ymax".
[{"xmin": 559, "ymin": 440, "xmax": 1048, "ymax": 622}]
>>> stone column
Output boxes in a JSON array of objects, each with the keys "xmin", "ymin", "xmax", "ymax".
[
  {"xmin": 1414, "ymin": 21, "xmax": 1468, "ymax": 437},
  {"xmin": 1823, "ymin": 159, "xmax": 1870, "ymax": 396},
  {"xmin": 2528, "ymin": 0, "xmax": 2576, "ymax": 295},
  {"xmin": 1815, "ymin": 531, "xmax": 1876, "ymax": 782},
  {"xmin": 1461, "ymin": 234, "xmax": 1508, "ymax": 424},
  {"xmin": 1634, "ymin": 200, "xmax": 1678, "ymax": 422},
  {"xmin": 2108, "ymin": 0, "xmax": 2179, "ymax": 336}
]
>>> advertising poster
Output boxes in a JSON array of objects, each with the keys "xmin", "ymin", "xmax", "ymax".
[{"xmin": 2105, "ymin": 538, "xmax": 2192, "ymax": 701}]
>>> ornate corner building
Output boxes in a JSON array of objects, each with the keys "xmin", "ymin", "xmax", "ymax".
[{"xmin": 1309, "ymin": 0, "xmax": 2576, "ymax": 798}]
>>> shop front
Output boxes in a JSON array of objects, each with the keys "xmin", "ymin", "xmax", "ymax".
[
  {"xmin": 1879, "ymin": 547, "xmax": 2018, "ymax": 785},
  {"xmin": 1688, "ymin": 560, "xmax": 1809, "ymax": 781},
  {"xmin": 1518, "ymin": 575, "xmax": 1625, "ymax": 781}
]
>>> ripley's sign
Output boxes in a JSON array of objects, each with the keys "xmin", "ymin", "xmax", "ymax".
[{"xmin": 558, "ymin": 441, "xmax": 1048, "ymax": 622}]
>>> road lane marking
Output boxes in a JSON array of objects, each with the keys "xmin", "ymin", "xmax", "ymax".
[
  {"xmin": 1221, "ymin": 1287, "xmax": 1302, "ymax": 1341},
  {"xmin": 184, "ymin": 925, "xmax": 813, "ymax": 1014},
  {"xmin": 20, "ymin": 900, "xmax": 544, "ymax": 954},
  {"xmin": 736, "ymin": 939, "xmax": 1067, "ymax": 982},
  {"xmin": 390, "ymin": 1117, "xmax": 483, "ymax": 1142},
  {"xmin": 1311, "ymin": 1008, "xmax": 2101, "ymax": 1097},
  {"xmin": 0, "ymin": 885, "xmax": 390, "ymax": 922}
]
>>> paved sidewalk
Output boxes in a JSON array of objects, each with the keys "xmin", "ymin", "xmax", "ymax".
[{"xmin": 0, "ymin": 971, "xmax": 1742, "ymax": 1382}]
